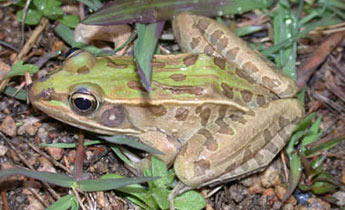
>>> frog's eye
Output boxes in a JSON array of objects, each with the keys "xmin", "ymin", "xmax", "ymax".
[
  {"xmin": 69, "ymin": 89, "xmax": 99, "ymax": 115},
  {"xmin": 65, "ymin": 48, "xmax": 82, "ymax": 59}
]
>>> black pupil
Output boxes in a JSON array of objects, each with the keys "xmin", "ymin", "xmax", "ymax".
[{"xmin": 74, "ymin": 97, "xmax": 92, "ymax": 111}]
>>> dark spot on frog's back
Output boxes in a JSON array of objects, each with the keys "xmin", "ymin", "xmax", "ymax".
[
  {"xmin": 106, "ymin": 60, "xmax": 129, "ymax": 69},
  {"xmin": 183, "ymin": 54, "xmax": 199, "ymax": 67},
  {"xmin": 101, "ymin": 105, "xmax": 125, "ymax": 127},
  {"xmin": 127, "ymin": 81, "xmax": 146, "ymax": 92},
  {"xmin": 190, "ymin": 37, "xmax": 200, "ymax": 50},
  {"xmin": 148, "ymin": 105, "xmax": 167, "ymax": 116},
  {"xmin": 221, "ymin": 83, "xmax": 234, "ymax": 99},
  {"xmin": 170, "ymin": 74, "xmax": 186, "ymax": 81},
  {"xmin": 175, "ymin": 107, "xmax": 189, "ymax": 121},
  {"xmin": 77, "ymin": 66, "xmax": 90, "ymax": 74},
  {"xmin": 214, "ymin": 57, "xmax": 226, "ymax": 70},
  {"xmin": 240, "ymin": 90, "xmax": 253, "ymax": 103},
  {"xmin": 210, "ymin": 30, "xmax": 224, "ymax": 45},
  {"xmin": 197, "ymin": 18, "xmax": 211, "ymax": 32}
]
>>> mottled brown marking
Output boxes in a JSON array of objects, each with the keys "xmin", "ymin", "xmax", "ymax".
[
  {"xmin": 175, "ymin": 107, "xmax": 189, "ymax": 121},
  {"xmin": 205, "ymin": 139, "xmax": 218, "ymax": 151},
  {"xmin": 218, "ymin": 106, "xmax": 227, "ymax": 119},
  {"xmin": 217, "ymin": 37, "xmax": 228, "ymax": 51},
  {"xmin": 194, "ymin": 159, "xmax": 211, "ymax": 171},
  {"xmin": 225, "ymin": 47, "xmax": 240, "ymax": 61},
  {"xmin": 101, "ymin": 105, "xmax": 125, "ymax": 127},
  {"xmin": 148, "ymin": 105, "xmax": 167, "ymax": 116},
  {"xmin": 263, "ymin": 129, "xmax": 272, "ymax": 141},
  {"xmin": 190, "ymin": 37, "xmax": 200, "ymax": 50},
  {"xmin": 218, "ymin": 126, "xmax": 234, "ymax": 135},
  {"xmin": 256, "ymin": 95, "xmax": 266, "ymax": 106},
  {"xmin": 152, "ymin": 61, "xmax": 166, "ymax": 68},
  {"xmin": 152, "ymin": 81, "xmax": 204, "ymax": 95},
  {"xmin": 127, "ymin": 81, "xmax": 146, "ymax": 92},
  {"xmin": 210, "ymin": 30, "xmax": 224, "ymax": 45},
  {"xmin": 239, "ymin": 162, "xmax": 249, "ymax": 171},
  {"xmin": 197, "ymin": 18, "xmax": 211, "ymax": 33},
  {"xmin": 279, "ymin": 116, "xmax": 290, "ymax": 128},
  {"xmin": 195, "ymin": 106, "xmax": 202, "ymax": 114},
  {"xmin": 106, "ymin": 62, "xmax": 128, "ymax": 69},
  {"xmin": 200, "ymin": 108, "xmax": 211, "ymax": 126},
  {"xmin": 221, "ymin": 83, "xmax": 234, "ymax": 99},
  {"xmin": 183, "ymin": 54, "xmax": 199, "ymax": 67},
  {"xmin": 246, "ymin": 110, "xmax": 256, "ymax": 117},
  {"xmin": 198, "ymin": 128, "xmax": 213, "ymax": 140},
  {"xmin": 235, "ymin": 68, "xmax": 255, "ymax": 84},
  {"xmin": 243, "ymin": 147, "xmax": 253, "ymax": 158},
  {"xmin": 262, "ymin": 76, "xmax": 280, "ymax": 89},
  {"xmin": 77, "ymin": 66, "xmax": 89, "ymax": 74},
  {"xmin": 242, "ymin": 61, "xmax": 259, "ymax": 73},
  {"xmin": 204, "ymin": 45, "xmax": 215, "ymax": 55},
  {"xmin": 214, "ymin": 57, "xmax": 226, "ymax": 70},
  {"xmin": 254, "ymin": 152, "xmax": 265, "ymax": 165},
  {"xmin": 229, "ymin": 113, "xmax": 247, "ymax": 124},
  {"xmin": 266, "ymin": 142, "xmax": 278, "ymax": 153},
  {"xmin": 241, "ymin": 90, "xmax": 253, "ymax": 103},
  {"xmin": 170, "ymin": 73, "xmax": 186, "ymax": 81},
  {"xmin": 278, "ymin": 128, "xmax": 289, "ymax": 140},
  {"xmin": 225, "ymin": 162, "xmax": 236, "ymax": 172}
]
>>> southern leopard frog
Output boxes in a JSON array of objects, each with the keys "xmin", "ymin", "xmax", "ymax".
[{"xmin": 28, "ymin": 13, "xmax": 304, "ymax": 187}]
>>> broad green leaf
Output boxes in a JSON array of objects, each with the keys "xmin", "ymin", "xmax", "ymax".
[
  {"xmin": 7, "ymin": 61, "xmax": 39, "ymax": 78},
  {"xmin": 46, "ymin": 194, "xmax": 79, "ymax": 210},
  {"xmin": 304, "ymin": 137, "xmax": 344, "ymax": 158},
  {"xmin": 77, "ymin": 0, "xmax": 103, "ymax": 11},
  {"xmin": 3, "ymin": 86, "xmax": 27, "ymax": 101},
  {"xmin": 152, "ymin": 187, "xmax": 170, "ymax": 209},
  {"xmin": 151, "ymin": 156, "xmax": 169, "ymax": 187},
  {"xmin": 17, "ymin": 9, "xmax": 42, "ymax": 25},
  {"xmin": 174, "ymin": 191, "xmax": 206, "ymax": 210},
  {"xmin": 60, "ymin": 15, "xmax": 79, "ymax": 28},
  {"xmin": 0, "ymin": 168, "xmax": 74, "ymax": 187},
  {"xmin": 82, "ymin": 0, "xmax": 273, "ymax": 25},
  {"xmin": 33, "ymin": 0, "xmax": 63, "ymax": 19}
]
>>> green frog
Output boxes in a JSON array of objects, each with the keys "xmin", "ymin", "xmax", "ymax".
[{"xmin": 28, "ymin": 13, "xmax": 304, "ymax": 188}]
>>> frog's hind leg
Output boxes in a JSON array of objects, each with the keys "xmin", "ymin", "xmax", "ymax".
[{"xmin": 174, "ymin": 98, "xmax": 304, "ymax": 187}]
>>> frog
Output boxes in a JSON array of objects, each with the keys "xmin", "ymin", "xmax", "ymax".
[{"xmin": 28, "ymin": 13, "xmax": 304, "ymax": 188}]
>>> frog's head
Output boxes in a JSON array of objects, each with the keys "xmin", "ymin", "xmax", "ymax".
[{"xmin": 28, "ymin": 50, "xmax": 141, "ymax": 135}]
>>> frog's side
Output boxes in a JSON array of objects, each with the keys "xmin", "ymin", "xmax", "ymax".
[{"xmin": 28, "ymin": 13, "xmax": 304, "ymax": 188}]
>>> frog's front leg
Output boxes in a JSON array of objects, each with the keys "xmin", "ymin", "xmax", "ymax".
[
  {"xmin": 136, "ymin": 130, "xmax": 182, "ymax": 168},
  {"xmin": 173, "ymin": 13, "xmax": 297, "ymax": 98},
  {"xmin": 174, "ymin": 99, "xmax": 304, "ymax": 187}
]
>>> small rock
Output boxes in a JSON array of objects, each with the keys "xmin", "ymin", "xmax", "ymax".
[
  {"xmin": 332, "ymin": 191, "xmax": 345, "ymax": 207},
  {"xmin": 96, "ymin": 191, "xmax": 107, "ymax": 209},
  {"xmin": 281, "ymin": 204, "xmax": 294, "ymax": 210},
  {"xmin": 37, "ymin": 157, "xmax": 56, "ymax": 173},
  {"xmin": 297, "ymin": 197, "xmax": 331, "ymax": 210},
  {"xmin": 240, "ymin": 174, "xmax": 259, "ymax": 187},
  {"xmin": 260, "ymin": 160, "xmax": 282, "ymax": 188},
  {"xmin": 45, "ymin": 147, "xmax": 64, "ymax": 160},
  {"xmin": 229, "ymin": 184, "xmax": 247, "ymax": 203},
  {"xmin": 275, "ymin": 184, "xmax": 297, "ymax": 205},
  {"xmin": 0, "ymin": 145, "xmax": 8, "ymax": 156},
  {"xmin": 0, "ymin": 115, "xmax": 16, "ymax": 136},
  {"xmin": 22, "ymin": 186, "xmax": 44, "ymax": 210}
]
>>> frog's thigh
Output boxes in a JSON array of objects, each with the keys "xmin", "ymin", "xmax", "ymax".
[
  {"xmin": 174, "ymin": 99, "xmax": 304, "ymax": 187},
  {"xmin": 138, "ymin": 130, "xmax": 181, "ymax": 165}
]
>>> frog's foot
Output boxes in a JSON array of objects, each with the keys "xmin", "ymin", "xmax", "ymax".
[{"xmin": 74, "ymin": 23, "xmax": 132, "ymax": 55}]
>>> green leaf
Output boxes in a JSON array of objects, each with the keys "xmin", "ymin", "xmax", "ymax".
[
  {"xmin": 0, "ymin": 168, "xmax": 74, "ymax": 187},
  {"xmin": 6, "ymin": 61, "xmax": 39, "ymax": 78},
  {"xmin": 46, "ymin": 194, "xmax": 79, "ymax": 210},
  {"xmin": 40, "ymin": 140, "xmax": 103, "ymax": 148},
  {"xmin": 3, "ymin": 86, "xmax": 27, "ymax": 101},
  {"xmin": 151, "ymin": 156, "xmax": 169, "ymax": 187},
  {"xmin": 16, "ymin": 9, "xmax": 42, "ymax": 25},
  {"xmin": 77, "ymin": 177, "xmax": 158, "ymax": 191},
  {"xmin": 134, "ymin": 22, "xmax": 165, "ymax": 92},
  {"xmin": 59, "ymin": 15, "xmax": 79, "ymax": 28},
  {"xmin": 281, "ymin": 152, "xmax": 302, "ymax": 203},
  {"xmin": 77, "ymin": 0, "xmax": 103, "ymax": 11},
  {"xmin": 152, "ymin": 187, "xmax": 170, "ymax": 209},
  {"xmin": 304, "ymin": 137, "xmax": 344, "ymax": 158},
  {"xmin": 33, "ymin": 0, "xmax": 63, "ymax": 19},
  {"xmin": 174, "ymin": 191, "xmax": 206, "ymax": 210}
]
